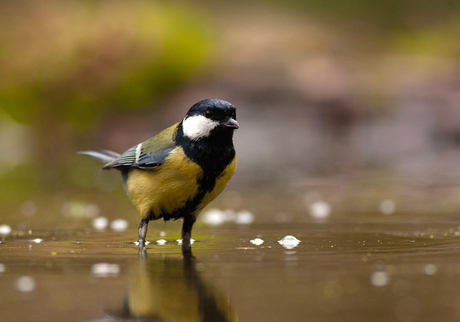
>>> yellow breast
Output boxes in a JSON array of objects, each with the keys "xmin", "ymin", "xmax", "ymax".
[
  {"xmin": 127, "ymin": 147, "xmax": 202, "ymax": 218},
  {"xmin": 126, "ymin": 146, "xmax": 237, "ymax": 220},
  {"xmin": 198, "ymin": 156, "xmax": 237, "ymax": 211}
]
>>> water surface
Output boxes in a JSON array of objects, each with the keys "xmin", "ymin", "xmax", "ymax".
[{"xmin": 1, "ymin": 220, "xmax": 460, "ymax": 322}]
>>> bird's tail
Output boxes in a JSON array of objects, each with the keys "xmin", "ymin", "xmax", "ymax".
[{"xmin": 78, "ymin": 150, "xmax": 120, "ymax": 164}]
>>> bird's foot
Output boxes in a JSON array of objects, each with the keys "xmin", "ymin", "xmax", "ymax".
[
  {"xmin": 138, "ymin": 238, "xmax": 145, "ymax": 249},
  {"xmin": 181, "ymin": 239, "xmax": 195, "ymax": 260}
]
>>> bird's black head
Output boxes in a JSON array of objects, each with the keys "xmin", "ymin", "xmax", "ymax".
[
  {"xmin": 181, "ymin": 99, "xmax": 238, "ymax": 141},
  {"xmin": 177, "ymin": 99, "xmax": 238, "ymax": 177}
]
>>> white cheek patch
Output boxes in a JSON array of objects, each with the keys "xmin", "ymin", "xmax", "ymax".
[{"xmin": 182, "ymin": 115, "xmax": 219, "ymax": 140}]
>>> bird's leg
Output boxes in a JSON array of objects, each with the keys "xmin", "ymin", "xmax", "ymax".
[
  {"xmin": 181, "ymin": 215, "xmax": 196, "ymax": 258},
  {"xmin": 138, "ymin": 217, "xmax": 149, "ymax": 249}
]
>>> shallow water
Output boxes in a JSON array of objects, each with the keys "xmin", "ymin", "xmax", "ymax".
[{"xmin": 2, "ymin": 220, "xmax": 460, "ymax": 322}]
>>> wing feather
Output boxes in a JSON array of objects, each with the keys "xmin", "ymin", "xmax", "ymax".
[{"xmin": 102, "ymin": 123, "xmax": 179, "ymax": 170}]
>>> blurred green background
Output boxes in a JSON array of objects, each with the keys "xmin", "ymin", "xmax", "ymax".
[{"xmin": 1, "ymin": 0, "xmax": 460, "ymax": 230}]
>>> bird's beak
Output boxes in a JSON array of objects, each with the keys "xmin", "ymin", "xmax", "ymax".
[{"xmin": 223, "ymin": 117, "xmax": 239, "ymax": 129}]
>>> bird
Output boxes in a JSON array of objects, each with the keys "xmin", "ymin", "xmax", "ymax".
[{"xmin": 79, "ymin": 99, "xmax": 238, "ymax": 254}]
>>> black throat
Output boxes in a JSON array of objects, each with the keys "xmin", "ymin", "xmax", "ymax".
[
  {"xmin": 176, "ymin": 122, "xmax": 235, "ymax": 181},
  {"xmin": 176, "ymin": 122, "xmax": 235, "ymax": 185}
]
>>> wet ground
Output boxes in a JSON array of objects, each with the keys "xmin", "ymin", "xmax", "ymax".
[{"xmin": 2, "ymin": 218, "xmax": 460, "ymax": 322}]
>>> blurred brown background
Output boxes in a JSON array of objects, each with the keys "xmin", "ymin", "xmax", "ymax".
[{"xmin": 1, "ymin": 0, "xmax": 460, "ymax": 230}]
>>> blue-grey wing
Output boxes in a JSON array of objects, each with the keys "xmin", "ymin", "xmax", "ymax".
[
  {"xmin": 103, "ymin": 145, "xmax": 175, "ymax": 170},
  {"xmin": 102, "ymin": 123, "xmax": 178, "ymax": 170},
  {"xmin": 102, "ymin": 145, "xmax": 137, "ymax": 169},
  {"xmin": 136, "ymin": 148, "xmax": 175, "ymax": 169}
]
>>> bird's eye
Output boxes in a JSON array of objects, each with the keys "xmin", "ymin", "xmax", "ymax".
[{"xmin": 204, "ymin": 110, "xmax": 214, "ymax": 119}]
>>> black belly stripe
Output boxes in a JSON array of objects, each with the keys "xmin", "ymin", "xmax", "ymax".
[{"xmin": 151, "ymin": 174, "xmax": 216, "ymax": 222}]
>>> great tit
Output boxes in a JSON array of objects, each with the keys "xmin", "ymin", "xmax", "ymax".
[{"xmin": 79, "ymin": 99, "xmax": 238, "ymax": 253}]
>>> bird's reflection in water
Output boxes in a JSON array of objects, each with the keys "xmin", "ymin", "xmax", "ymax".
[{"xmin": 105, "ymin": 253, "xmax": 237, "ymax": 322}]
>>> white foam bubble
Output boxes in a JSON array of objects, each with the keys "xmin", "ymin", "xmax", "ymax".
[
  {"xmin": 309, "ymin": 201, "xmax": 331, "ymax": 219},
  {"xmin": 0, "ymin": 225, "xmax": 12, "ymax": 235},
  {"xmin": 235, "ymin": 210, "xmax": 255, "ymax": 225},
  {"xmin": 176, "ymin": 239, "xmax": 195, "ymax": 245},
  {"xmin": 16, "ymin": 276, "xmax": 36, "ymax": 292},
  {"xmin": 250, "ymin": 238, "xmax": 264, "ymax": 246},
  {"xmin": 201, "ymin": 208, "xmax": 226, "ymax": 226},
  {"xmin": 278, "ymin": 236, "xmax": 301, "ymax": 249},
  {"xmin": 110, "ymin": 219, "xmax": 128, "ymax": 231},
  {"xmin": 92, "ymin": 217, "xmax": 109, "ymax": 230},
  {"xmin": 134, "ymin": 241, "xmax": 151, "ymax": 246},
  {"xmin": 370, "ymin": 271, "xmax": 390, "ymax": 287}
]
